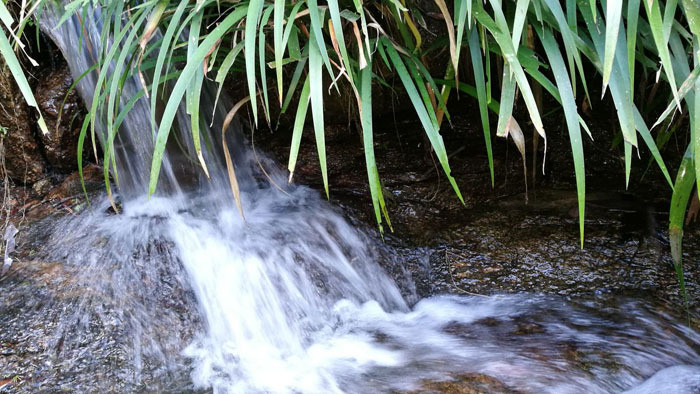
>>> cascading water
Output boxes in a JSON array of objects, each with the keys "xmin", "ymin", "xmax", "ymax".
[{"xmin": 23, "ymin": 3, "xmax": 700, "ymax": 393}]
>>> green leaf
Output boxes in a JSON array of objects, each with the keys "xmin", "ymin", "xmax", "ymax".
[
  {"xmin": 359, "ymin": 53, "xmax": 391, "ymax": 232},
  {"xmin": 626, "ymin": 0, "xmax": 641, "ymax": 97},
  {"xmin": 651, "ymin": 66, "xmax": 700, "ymax": 130},
  {"xmin": 245, "ymin": 0, "xmax": 264, "ymax": 125},
  {"xmin": 281, "ymin": 45, "xmax": 310, "ymax": 114},
  {"xmin": 511, "ymin": 0, "xmax": 530, "ymax": 51},
  {"xmin": 288, "ymin": 76, "xmax": 311, "ymax": 181},
  {"xmin": 309, "ymin": 34, "xmax": 329, "ymax": 198},
  {"xmin": 150, "ymin": 0, "xmax": 188, "ymax": 138},
  {"xmin": 185, "ymin": 10, "xmax": 209, "ymax": 177},
  {"xmin": 434, "ymin": 78, "xmax": 502, "ymax": 114},
  {"xmin": 382, "ymin": 38, "xmax": 464, "ymax": 203},
  {"xmin": 307, "ymin": 0, "xmax": 335, "ymax": 81},
  {"xmin": 105, "ymin": 4, "xmax": 153, "ymax": 188},
  {"xmin": 602, "ymin": 0, "xmax": 622, "ymax": 94},
  {"xmin": 468, "ymin": 27, "xmax": 494, "ymax": 186},
  {"xmin": 149, "ymin": 5, "xmax": 248, "ymax": 197},
  {"xmin": 579, "ymin": 0, "xmax": 637, "ymax": 185},
  {"xmin": 542, "ymin": 0, "xmax": 591, "ymax": 108},
  {"xmin": 259, "ymin": 5, "xmax": 274, "ymax": 124},
  {"xmin": 476, "ymin": 2, "xmax": 546, "ymax": 146},
  {"xmin": 539, "ymin": 26, "xmax": 587, "ymax": 247},
  {"xmin": 496, "ymin": 66, "xmax": 516, "ymax": 137},
  {"xmin": 76, "ymin": 113, "xmax": 92, "ymax": 204},
  {"xmin": 328, "ymin": 0, "xmax": 354, "ymax": 85},
  {"xmin": 214, "ymin": 40, "xmax": 246, "ymax": 112},
  {"xmin": 669, "ymin": 146, "xmax": 694, "ymax": 310},
  {"xmin": 663, "ymin": 0, "xmax": 678, "ymax": 43},
  {"xmin": 89, "ymin": 5, "xmax": 147, "ymax": 163},
  {"xmin": 274, "ymin": 0, "xmax": 285, "ymax": 104},
  {"xmin": 454, "ymin": 0, "xmax": 469, "ymax": 62},
  {"xmin": 0, "ymin": 27, "xmax": 48, "ymax": 134},
  {"xmin": 634, "ymin": 109, "xmax": 674, "ymax": 189},
  {"xmin": 682, "ymin": 0, "xmax": 700, "ymax": 38},
  {"xmin": 643, "ymin": 0, "xmax": 682, "ymax": 110}
]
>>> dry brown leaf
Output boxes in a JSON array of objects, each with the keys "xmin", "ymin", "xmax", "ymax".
[
  {"xmin": 433, "ymin": 0, "xmax": 459, "ymax": 81},
  {"xmin": 222, "ymin": 96, "xmax": 252, "ymax": 220}
]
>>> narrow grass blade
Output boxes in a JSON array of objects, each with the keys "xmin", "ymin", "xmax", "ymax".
[
  {"xmin": 476, "ymin": 3, "xmax": 546, "ymax": 148},
  {"xmin": 634, "ymin": 109, "xmax": 673, "ymax": 188},
  {"xmin": 669, "ymin": 146, "xmax": 694, "ymax": 310},
  {"xmin": 309, "ymin": 35, "xmax": 329, "ymax": 198},
  {"xmin": 579, "ymin": 0, "xmax": 637, "ymax": 185},
  {"xmin": 542, "ymin": 0, "xmax": 591, "ymax": 107},
  {"xmin": 76, "ymin": 113, "xmax": 92, "ymax": 203},
  {"xmin": 602, "ymin": 0, "xmax": 622, "ymax": 95},
  {"xmin": 245, "ymin": 0, "xmax": 264, "ymax": 125},
  {"xmin": 274, "ymin": 0, "xmax": 285, "ymax": 105},
  {"xmin": 307, "ymin": 0, "xmax": 335, "ymax": 81},
  {"xmin": 643, "ymin": 0, "xmax": 682, "ymax": 109},
  {"xmin": 626, "ymin": 0, "xmax": 640, "ymax": 97},
  {"xmin": 359, "ymin": 54, "xmax": 391, "ymax": 232},
  {"xmin": 540, "ymin": 26, "xmax": 586, "ymax": 247},
  {"xmin": 186, "ymin": 10, "xmax": 209, "ymax": 177},
  {"xmin": 259, "ymin": 5, "xmax": 273, "ymax": 124},
  {"xmin": 328, "ymin": 0, "xmax": 354, "ymax": 85},
  {"xmin": 281, "ymin": 46, "xmax": 310, "ymax": 114},
  {"xmin": 288, "ymin": 76, "xmax": 311, "ymax": 181},
  {"xmin": 382, "ymin": 38, "xmax": 464, "ymax": 203},
  {"xmin": 214, "ymin": 40, "xmax": 245, "ymax": 114},
  {"xmin": 663, "ymin": 0, "xmax": 678, "ymax": 42},
  {"xmin": 651, "ymin": 69, "xmax": 700, "ymax": 130},
  {"xmin": 496, "ymin": 65, "xmax": 516, "ymax": 137},
  {"xmin": 434, "ymin": 78, "xmax": 501, "ymax": 114},
  {"xmin": 682, "ymin": 0, "xmax": 700, "ymax": 38},
  {"xmin": 149, "ymin": 6, "xmax": 248, "ymax": 197},
  {"xmin": 0, "ymin": 28, "xmax": 48, "ymax": 134},
  {"xmin": 89, "ymin": 6, "xmax": 146, "ymax": 163},
  {"xmin": 468, "ymin": 27, "xmax": 494, "ymax": 186},
  {"xmin": 454, "ymin": 0, "xmax": 469, "ymax": 62},
  {"xmin": 511, "ymin": 0, "xmax": 530, "ymax": 51},
  {"xmin": 150, "ymin": 0, "xmax": 188, "ymax": 137}
]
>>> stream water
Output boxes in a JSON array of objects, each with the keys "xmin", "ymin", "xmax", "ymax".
[{"xmin": 19, "ymin": 3, "xmax": 700, "ymax": 393}]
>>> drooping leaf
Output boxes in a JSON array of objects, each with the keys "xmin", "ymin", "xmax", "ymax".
[
  {"xmin": 245, "ymin": 0, "xmax": 264, "ymax": 125},
  {"xmin": 309, "ymin": 33, "xmax": 329, "ymax": 198},
  {"xmin": 149, "ymin": 5, "xmax": 248, "ymax": 197},
  {"xmin": 539, "ymin": 26, "xmax": 587, "ymax": 247},
  {"xmin": 288, "ymin": 76, "xmax": 311, "ymax": 181}
]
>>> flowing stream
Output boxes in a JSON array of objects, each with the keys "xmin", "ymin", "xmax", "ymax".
[{"xmin": 25, "ymin": 3, "xmax": 700, "ymax": 393}]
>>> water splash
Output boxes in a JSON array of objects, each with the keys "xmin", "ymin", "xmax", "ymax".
[{"xmin": 40, "ymin": 189, "xmax": 700, "ymax": 393}]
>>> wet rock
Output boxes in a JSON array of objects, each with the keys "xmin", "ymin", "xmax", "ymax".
[
  {"xmin": 0, "ymin": 60, "xmax": 46, "ymax": 184},
  {"xmin": 5, "ymin": 165, "xmax": 103, "ymax": 225},
  {"xmin": 0, "ymin": 247, "xmax": 201, "ymax": 393},
  {"xmin": 45, "ymin": 164, "xmax": 102, "ymax": 202},
  {"xmin": 31, "ymin": 178, "xmax": 52, "ymax": 196},
  {"xmin": 34, "ymin": 64, "xmax": 85, "ymax": 173},
  {"xmin": 410, "ymin": 373, "xmax": 519, "ymax": 394},
  {"xmin": 624, "ymin": 365, "xmax": 700, "ymax": 394}
]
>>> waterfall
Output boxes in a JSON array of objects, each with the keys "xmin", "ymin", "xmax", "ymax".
[{"xmin": 29, "ymin": 3, "xmax": 700, "ymax": 394}]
